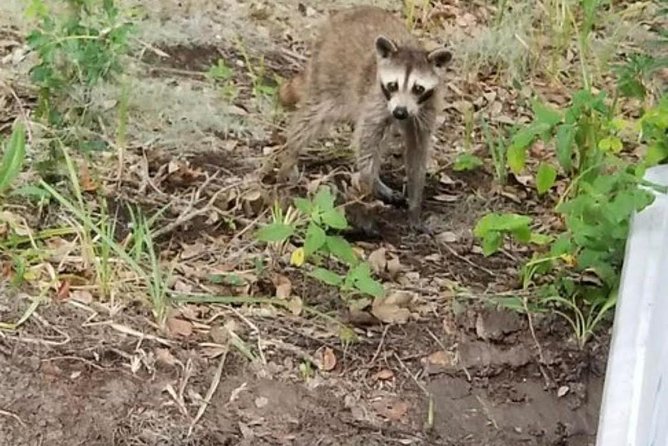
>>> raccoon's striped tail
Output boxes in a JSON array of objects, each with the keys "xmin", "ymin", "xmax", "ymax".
[{"xmin": 278, "ymin": 72, "xmax": 306, "ymax": 110}]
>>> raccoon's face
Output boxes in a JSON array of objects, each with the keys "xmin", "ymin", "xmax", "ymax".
[{"xmin": 375, "ymin": 36, "xmax": 452, "ymax": 120}]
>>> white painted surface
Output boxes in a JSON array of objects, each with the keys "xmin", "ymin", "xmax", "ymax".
[{"xmin": 596, "ymin": 164, "xmax": 668, "ymax": 446}]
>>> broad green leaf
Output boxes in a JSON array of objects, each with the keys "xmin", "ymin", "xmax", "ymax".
[
  {"xmin": 354, "ymin": 276, "xmax": 384, "ymax": 298},
  {"xmin": 10, "ymin": 184, "xmax": 50, "ymax": 201},
  {"xmin": 555, "ymin": 124, "xmax": 575, "ymax": 172},
  {"xmin": 304, "ymin": 222, "xmax": 326, "ymax": 256},
  {"xmin": 453, "ymin": 153, "xmax": 484, "ymax": 171},
  {"xmin": 325, "ymin": 235, "xmax": 358, "ymax": 265},
  {"xmin": 474, "ymin": 213, "xmax": 533, "ymax": 237},
  {"xmin": 598, "ymin": 136, "xmax": 623, "ymax": 153},
  {"xmin": 481, "ymin": 232, "xmax": 503, "ymax": 256},
  {"xmin": 530, "ymin": 232, "xmax": 553, "ymax": 245},
  {"xmin": 0, "ymin": 123, "xmax": 27, "ymax": 194},
  {"xmin": 313, "ymin": 186, "xmax": 335, "ymax": 212},
  {"xmin": 321, "ymin": 208, "xmax": 348, "ymax": 230},
  {"xmin": 532, "ymin": 99, "xmax": 563, "ymax": 127},
  {"xmin": 293, "ymin": 197, "xmax": 313, "ymax": 214},
  {"xmin": 536, "ymin": 162, "xmax": 557, "ymax": 195},
  {"xmin": 255, "ymin": 222, "xmax": 294, "ymax": 242},
  {"xmin": 347, "ymin": 262, "xmax": 372, "ymax": 283},
  {"xmin": 496, "ymin": 296, "xmax": 526, "ymax": 312},
  {"xmin": 643, "ymin": 143, "xmax": 668, "ymax": 167},
  {"xmin": 310, "ymin": 268, "xmax": 343, "ymax": 286},
  {"xmin": 511, "ymin": 225, "xmax": 532, "ymax": 243},
  {"xmin": 507, "ymin": 144, "xmax": 527, "ymax": 174}
]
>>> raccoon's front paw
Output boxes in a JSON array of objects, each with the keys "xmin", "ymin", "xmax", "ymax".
[{"xmin": 374, "ymin": 178, "xmax": 407, "ymax": 208}]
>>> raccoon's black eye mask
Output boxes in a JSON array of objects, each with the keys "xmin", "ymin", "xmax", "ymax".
[{"xmin": 417, "ymin": 88, "xmax": 434, "ymax": 104}]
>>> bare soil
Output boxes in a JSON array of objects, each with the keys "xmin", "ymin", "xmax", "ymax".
[{"xmin": 0, "ymin": 1, "xmax": 615, "ymax": 445}]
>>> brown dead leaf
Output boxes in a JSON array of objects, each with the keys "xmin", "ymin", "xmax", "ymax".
[
  {"xmin": 368, "ymin": 247, "xmax": 387, "ymax": 274},
  {"xmin": 166, "ymin": 316, "xmax": 193, "ymax": 338},
  {"xmin": 155, "ymin": 348, "xmax": 180, "ymax": 367},
  {"xmin": 386, "ymin": 256, "xmax": 402, "ymax": 279},
  {"xmin": 436, "ymin": 231, "xmax": 458, "ymax": 243},
  {"xmin": 272, "ymin": 274, "xmax": 292, "ymax": 299},
  {"xmin": 287, "ymin": 296, "xmax": 303, "ymax": 315},
  {"xmin": 372, "ymin": 398, "xmax": 410, "ymax": 422},
  {"xmin": 55, "ymin": 280, "xmax": 71, "ymax": 301},
  {"xmin": 371, "ymin": 290, "xmax": 416, "ymax": 324},
  {"xmin": 433, "ymin": 194, "xmax": 458, "ymax": 203},
  {"xmin": 315, "ymin": 346, "xmax": 337, "ymax": 371},
  {"xmin": 79, "ymin": 161, "xmax": 97, "ymax": 192},
  {"xmin": 70, "ymin": 290, "xmax": 93, "ymax": 304},
  {"xmin": 372, "ymin": 369, "xmax": 395, "ymax": 381}
]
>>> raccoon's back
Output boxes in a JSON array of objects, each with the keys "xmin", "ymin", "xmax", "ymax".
[{"xmin": 306, "ymin": 7, "xmax": 417, "ymax": 104}]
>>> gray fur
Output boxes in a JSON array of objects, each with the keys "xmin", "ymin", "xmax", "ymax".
[{"xmin": 277, "ymin": 6, "xmax": 452, "ymax": 227}]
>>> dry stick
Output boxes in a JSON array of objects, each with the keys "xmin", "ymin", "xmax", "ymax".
[
  {"xmin": 0, "ymin": 81, "xmax": 34, "ymax": 143},
  {"xmin": 368, "ymin": 324, "xmax": 390, "ymax": 365},
  {"xmin": 188, "ymin": 348, "xmax": 228, "ymax": 437},
  {"xmin": 523, "ymin": 297, "xmax": 554, "ymax": 389},
  {"xmin": 440, "ymin": 242, "xmax": 497, "ymax": 277},
  {"xmin": 393, "ymin": 352, "xmax": 430, "ymax": 397},
  {"xmin": 0, "ymin": 409, "xmax": 25, "ymax": 428},
  {"xmin": 151, "ymin": 176, "xmax": 241, "ymax": 239},
  {"xmin": 426, "ymin": 328, "xmax": 471, "ymax": 382}
]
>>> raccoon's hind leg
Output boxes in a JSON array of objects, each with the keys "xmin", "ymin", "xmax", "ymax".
[
  {"xmin": 276, "ymin": 98, "xmax": 337, "ymax": 182},
  {"xmin": 352, "ymin": 106, "xmax": 406, "ymax": 207}
]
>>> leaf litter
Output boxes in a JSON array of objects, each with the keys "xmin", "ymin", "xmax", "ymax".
[{"xmin": 0, "ymin": 0, "xmax": 638, "ymax": 443}]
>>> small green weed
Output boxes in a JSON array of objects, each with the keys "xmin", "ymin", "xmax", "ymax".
[
  {"xmin": 25, "ymin": 0, "xmax": 134, "ymax": 172},
  {"xmin": 207, "ymin": 58, "xmax": 239, "ymax": 101},
  {"xmin": 475, "ymin": 84, "xmax": 668, "ymax": 346},
  {"xmin": 453, "ymin": 153, "xmax": 484, "ymax": 172},
  {"xmin": 256, "ymin": 186, "xmax": 384, "ymax": 300}
]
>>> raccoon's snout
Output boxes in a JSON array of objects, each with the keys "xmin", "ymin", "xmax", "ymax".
[{"xmin": 392, "ymin": 106, "xmax": 408, "ymax": 120}]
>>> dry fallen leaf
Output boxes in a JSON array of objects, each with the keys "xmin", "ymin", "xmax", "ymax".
[
  {"xmin": 55, "ymin": 280, "xmax": 71, "ymax": 301},
  {"xmin": 166, "ymin": 316, "xmax": 193, "ymax": 338},
  {"xmin": 155, "ymin": 348, "xmax": 180, "ymax": 367},
  {"xmin": 368, "ymin": 247, "xmax": 387, "ymax": 274},
  {"xmin": 433, "ymin": 194, "xmax": 458, "ymax": 203},
  {"xmin": 79, "ymin": 160, "xmax": 97, "ymax": 192},
  {"xmin": 287, "ymin": 296, "xmax": 303, "ymax": 316},
  {"xmin": 273, "ymin": 274, "xmax": 292, "ymax": 299},
  {"xmin": 371, "ymin": 290, "xmax": 416, "ymax": 324},
  {"xmin": 372, "ymin": 369, "xmax": 395, "ymax": 381},
  {"xmin": 372, "ymin": 398, "xmax": 410, "ymax": 422},
  {"xmin": 315, "ymin": 346, "xmax": 337, "ymax": 371},
  {"xmin": 436, "ymin": 231, "xmax": 458, "ymax": 243},
  {"xmin": 70, "ymin": 290, "xmax": 93, "ymax": 304}
]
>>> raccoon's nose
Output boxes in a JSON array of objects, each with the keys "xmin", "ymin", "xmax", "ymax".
[{"xmin": 393, "ymin": 107, "xmax": 408, "ymax": 120}]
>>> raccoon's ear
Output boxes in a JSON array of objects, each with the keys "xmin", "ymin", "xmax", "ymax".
[
  {"xmin": 375, "ymin": 35, "xmax": 398, "ymax": 59},
  {"xmin": 427, "ymin": 47, "xmax": 453, "ymax": 69}
]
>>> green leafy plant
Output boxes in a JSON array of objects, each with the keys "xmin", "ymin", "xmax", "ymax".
[
  {"xmin": 476, "ymin": 87, "xmax": 668, "ymax": 346},
  {"xmin": 0, "ymin": 122, "xmax": 27, "ymax": 196},
  {"xmin": 480, "ymin": 118, "xmax": 508, "ymax": 184},
  {"xmin": 453, "ymin": 153, "xmax": 484, "ymax": 172},
  {"xmin": 26, "ymin": 0, "xmax": 134, "ymax": 165},
  {"xmin": 207, "ymin": 58, "xmax": 238, "ymax": 101},
  {"xmin": 256, "ymin": 186, "xmax": 384, "ymax": 299},
  {"xmin": 473, "ymin": 213, "xmax": 550, "ymax": 256}
]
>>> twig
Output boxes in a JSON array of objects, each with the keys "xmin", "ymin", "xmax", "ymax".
[
  {"xmin": 523, "ymin": 297, "xmax": 554, "ymax": 388},
  {"xmin": 393, "ymin": 352, "xmax": 430, "ymax": 397},
  {"xmin": 369, "ymin": 324, "xmax": 389, "ymax": 365},
  {"xmin": 0, "ymin": 409, "xmax": 25, "ymax": 428},
  {"xmin": 188, "ymin": 348, "xmax": 228, "ymax": 436}
]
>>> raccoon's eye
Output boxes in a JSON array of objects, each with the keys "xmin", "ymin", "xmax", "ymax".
[
  {"xmin": 412, "ymin": 84, "xmax": 425, "ymax": 95},
  {"xmin": 386, "ymin": 81, "xmax": 399, "ymax": 92}
]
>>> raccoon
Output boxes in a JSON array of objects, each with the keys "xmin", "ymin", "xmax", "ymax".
[{"xmin": 276, "ymin": 5, "xmax": 452, "ymax": 231}]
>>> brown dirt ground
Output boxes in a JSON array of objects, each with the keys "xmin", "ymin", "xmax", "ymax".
[{"xmin": 0, "ymin": 1, "xmax": 620, "ymax": 445}]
